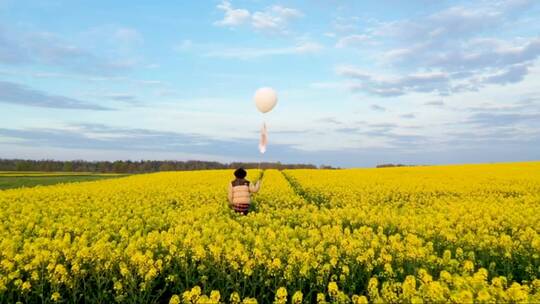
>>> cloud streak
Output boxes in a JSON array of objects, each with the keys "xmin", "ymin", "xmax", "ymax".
[
  {"xmin": 465, "ymin": 112, "xmax": 540, "ymax": 128},
  {"xmin": 335, "ymin": 34, "xmax": 371, "ymax": 48},
  {"xmin": 205, "ymin": 41, "xmax": 322, "ymax": 59},
  {"xmin": 336, "ymin": 66, "xmax": 450, "ymax": 96},
  {"xmin": 0, "ymin": 123, "xmax": 316, "ymax": 163},
  {"xmin": 0, "ymin": 24, "xmax": 137, "ymax": 75},
  {"xmin": 334, "ymin": 1, "xmax": 540, "ymax": 97},
  {"xmin": 0, "ymin": 81, "xmax": 111, "ymax": 110},
  {"xmin": 370, "ymin": 104, "xmax": 386, "ymax": 112}
]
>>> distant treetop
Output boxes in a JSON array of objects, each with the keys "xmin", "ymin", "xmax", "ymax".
[{"xmin": 0, "ymin": 159, "xmax": 319, "ymax": 173}]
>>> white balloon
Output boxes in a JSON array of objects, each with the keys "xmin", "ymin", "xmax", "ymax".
[{"xmin": 254, "ymin": 87, "xmax": 278, "ymax": 113}]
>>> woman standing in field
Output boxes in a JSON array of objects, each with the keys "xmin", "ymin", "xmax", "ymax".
[{"xmin": 228, "ymin": 168, "xmax": 261, "ymax": 215}]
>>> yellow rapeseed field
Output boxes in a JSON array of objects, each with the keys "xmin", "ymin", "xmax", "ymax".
[{"xmin": 1, "ymin": 163, "xmax": 540, "ymax": 303}]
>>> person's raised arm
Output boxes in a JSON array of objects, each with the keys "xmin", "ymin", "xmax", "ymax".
[{"xmin": 250, "ymin": 180, "xmax": 261, "ymax": 193}]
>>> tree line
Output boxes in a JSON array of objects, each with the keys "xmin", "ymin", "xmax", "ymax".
[
  {"xmin": 376, "ymin": 163, "xmax": 418, "ymax": 168},
  {"xmin": 0, "ymin": 159, "xmax": 321, "ymax": 173}
]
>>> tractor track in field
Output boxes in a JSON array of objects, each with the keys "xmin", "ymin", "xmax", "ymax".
[{"xmin": 280, "ymin": 171, "xmax": 332, "ymax": 208}]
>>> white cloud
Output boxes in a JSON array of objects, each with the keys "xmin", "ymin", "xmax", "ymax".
[
  {"xmin": 370, "ymin": 104, "xmax": 386, "ymax": 112},
  {"xmin": 205, "ymin": 41, "xmax": 322, "ymax": 59},
  {"xmin": 385, "ymin": 37, "xmax": 540, "ymax": 72},
  {"xmin": 424, "ymin": 100, "xmax": 445, "ymax": 107},
  {"xmin": 214, "ymin": 1, "xmax": 250, "ymax": 26},
  {"xmin": 482, "ymin": 63, "xmax": 530, "ymax": 85},
  {"xmin": 400, "ymin": 113, "xmax": 416, "ymax": 119},
  {"xmin": 135, "ymin": 80, "xmax": 163, "ymax": 86},
  {"xmin": 113, "ymin": 28, "xmax": 143, "ymax": 45},
  {"xmin": 83, "ymin": 25, "xmax": 144, "ymax": 50},
  {"xmin": 499, "ymin": 0, "xmax": 534, "ymax": 10},
  {"xmin": 335, "ymin": 34, "xmax": 371, "ymax": 48},
  {"xmin": 99, "ymin": 93, "xmax": 141, "ymax": 105},
  {"xmin": 270, "ymin": 5, "xmax": 303, "ymax": 19},
  {"xmin": 214, "ymin": 1, "xmax": 302, "ymax": 33},
  {"xmin": 309, "ymin": 81, "xmax": 347, "ymax": 90},
  {"xmin": 332, "ymin": 16, "xmax": 360, "ymax": 33},
  {"xmin": 336, "ymin": 65, "xmax": 450, "ymax": 96},
  {"xmin": 252, "ymin": 5, "xmax": 303, "ymax": 32},
  {"xmin": 374, "ymin": 4, "xmax": 504, "ymax": 43},
  {"xmin": 174, "ymin": 39, "xmax": 193, "ymax": 51},
  {"xmin": 334, "ymin": 1, "xmax": 540, "ymax": 97},
  {"xmin": 0, "ymin": 80, "xmax": 111, "ymax": 110},
  {"xmin": 251, "ymin": 11, "xmax": 281, "ymax": 31},
  {"xmin": 373, "ymin": 3, "xmax": 540, "ymax": 72},
  {"xmin": 0, "ymin": 23, "xmax": 150, "ymax": 76}
]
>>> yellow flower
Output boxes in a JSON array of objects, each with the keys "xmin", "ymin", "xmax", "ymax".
[
  {"xmin": 421, "ymin": 281, "xmax": 448, "ymax": 303},
  {"xmin": 113, "ymin": 281, "xmax": 123, "ymax": 292},
  {"xmin": 242, "ymin": 298, "xmax": 258, "ymax": 304},
  {"xmin": 368, "ymin": 277, "xmax": 379, "ymax": 299},
  {"xmin": 169, "ymin": 294, "xmax": 180, "ymax": 304},
  {"xmin": 439, "ymin": 271, "xmax": 452, "ymax": 284},
  {"xmin": 451, "ymin": 290, "xmax": 473, "ymax": 303},
  {"xmin": 21, "ymin": 281, "xmax": 31, "ymax": 292},
  {"xmin": 463, "ymin": 260, "xmax": 475, "ymax": 273},
  {"xmin": 477, "ymin": 289, "xmax": 492, "ymax": 303},
  {"xmin": 1, "ymin": 164, "xmax": 540, "ymax": 302},
  {"xmin": 443, "ymin": 250, "xmax": 452, "ymax": 262},
  {"xmin": 418, "ymin": 269, "xmax": 433, "ymax": 284},
  {"xmin": 328, "ymin": 281, "xmax": 339, "ymax": 298},
  {"xmin": 230, "ymin": 292, "xmax": 241, "ymax": 304},
  {"xmin": 194, "ymin": 295, "xmax": 209, "ymax": 303},
  {"xmin": 351, "ymin": 295, "xmax": 368, "ymax": 304},
  {"xmin": 316, "ymin": 293, "xmax": 327, "ymax": 304},
  {"xmin": 506, "ymin": 283, "xmax": 529, "ymax": 303},
  {"xmin": 292, "ymin": 291, "xmax": 303, "ymax": 304},
  {"xmin": 51, "ymin": 291, "xmax": 61, "ymax": 302},
  {"xmin": 402, "ymin": 275, "xmax": 417, "ymax": 299},
  {"xmin": 210, "ymin": 290, "xmax": 221, "ymax": 302},
  {"xmin": 274, "ymin": 287, "xmax": 288, "ymax": 304}
]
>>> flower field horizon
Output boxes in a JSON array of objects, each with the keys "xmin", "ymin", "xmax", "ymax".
[{"xmin": 1, "ymin": 162, "xmax": 540, "ymax": 303}]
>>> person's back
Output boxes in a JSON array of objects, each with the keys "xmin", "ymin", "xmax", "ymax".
[{"xmin": 228, "ymin": 168, "xmax": 260, "ymax": 215}]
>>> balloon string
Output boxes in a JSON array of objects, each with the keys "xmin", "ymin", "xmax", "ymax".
[{"xmin": 259, "ymin": 120, "xmax": 263, "ymax": 170}]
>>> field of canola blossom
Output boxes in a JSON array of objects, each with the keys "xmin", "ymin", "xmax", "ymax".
[{"xmin": 1, "ymin": 162, "xmax": 540, "ymax": 303}]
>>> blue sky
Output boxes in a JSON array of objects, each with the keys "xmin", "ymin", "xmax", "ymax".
[{"xmin": 0, "ymin": 0, "xmax": 539, "ymax": 167}]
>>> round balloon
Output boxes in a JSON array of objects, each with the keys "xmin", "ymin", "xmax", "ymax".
[{"xmin": 254, "ymin": 87, "xmax": 278, "ymax": 113}]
